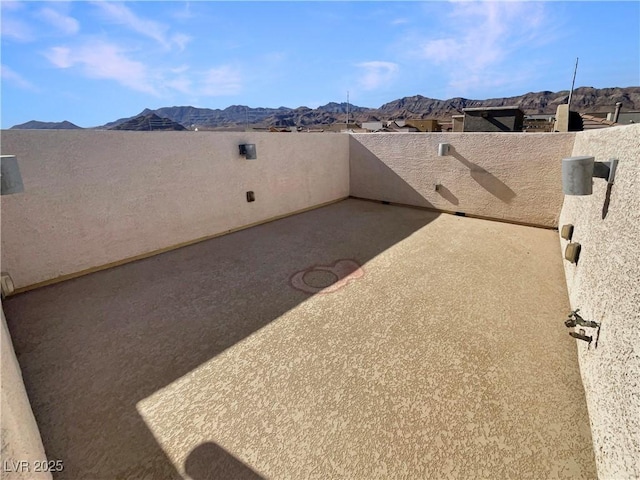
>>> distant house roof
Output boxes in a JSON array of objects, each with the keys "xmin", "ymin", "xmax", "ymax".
[
  {"xmin": 404, "ymin": 119, "xmax": 441, "ymax": 132},
  {"xmin": 463, "ymin": 106, "xmax": 522, "ymax": 112},
  {"xmin": 580, "ymin": 114, "xmax": 617, "ymax": 130},
  {"xmin": 525, "ymin": 114, "xmax": 555, "ymax": 120},
  {"xmin": 362, "ymin": 121, "xmax": 384, "ymax": 132},
  {"xmin": 386, "ymin": 121, "xmax": 418, "ymax": 132},
  {"xmin": 614, "ymin": 112, "xmax": 640, "ymax": 124}
]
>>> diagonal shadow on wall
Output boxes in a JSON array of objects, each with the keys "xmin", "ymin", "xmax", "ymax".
[
  {"xmin": 349, "ymin": 136, "xmax": 439, "ymax": 208},
  {"xmin": 349, "ymin": 136, "xmax": 516, "ymax": 209},
  {"xmin": 450, "ymin": 148, "xmax": 516, "ymax": 204}
]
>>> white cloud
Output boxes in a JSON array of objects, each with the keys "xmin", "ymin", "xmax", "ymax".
[
  {"xmin": 201, "ymin": 66, "xmax": 243, "ymax": 96},
  {"xmin": 46, "ymin": 47, "xmax": 73, "ymax": 68},
  {"xmin": 172, "ymin": 2, "xmax": 194, "ymax": 21},
  {"xmin": 0, "ymin": 1, "xmax": 23, "ymax": 12},
  {"xmin": 44, "ymin": 40, "xmax": 241, "ymax": 98},
  {"xmin": 356, "ymin": 61, "xmax": 399, "ymax": 90},
  {"xmin": 416, "ymin": 1, "xmax": 549, "ymax": 93},
  {"xmin": 391, "ymin": 18, "xmax": 409, "ymax": 26},
  {"xmin": 170, "ymin": 65, "xmax": 190, "ymax": 75},
  {"xmin": 171, "ymin": 33, "xmax": 191, "ymax": 52},
  {"xmin": 1, "ymin": 64, "xmax": 39, "ymax": 91},
  {"xmin": 165, "ymin": 76, "xmax": 192, "ymax": 95},
  {"xmin": 38, "ymin": 7, "xmax": 80, "ymax": 35},
  {"xmin": 92, "ymin": 2, "xmax": 190, "ymax": 50},
  {"xmin": 2, "ymin": 3, "xmax": 79, "ymax": 41},
  {"xmin": 161, "ymin": 65, "xmax": 243, "ymax": 97},
  {"xmin": 45, "ymin": 42, "xmax": 158, "ymax": 95},
  {"xmin": 1, "ymin": 17, "xmax": 35, "ymax": 42}
]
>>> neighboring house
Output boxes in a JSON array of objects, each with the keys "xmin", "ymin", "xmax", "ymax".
[
  {"xmin": 452, "ymin": 115, "xmax": 464, "ymax": 132},
  {"xmin": 362, "ymin": 121, "xmax": 384, "ymax": 132},
  {"xmin": 404, "ymin": 119, "xmax": 441, "ymax": 132},
  {"xmin": 580, "ymin": 114, "xmax": 617, "ymax": 130},
  {"xmin": 524, "ymin": 114, "xmax": 555, "ymax": 133},
  {"xmin": 462, "ymin": 106, "xmax": 525, "ymax": 132},
  {"xmin": 386, "ymin": 120, "xmax": 419, "ymax": 132},
  {"xmin": 608, "ymin": 111, "xmax": 640, "ymax": 124},
  {"xmin": 440, "ymin": 121, "xmax": 453, "ymax": 132},
  {"xmin": 325, "ymin": 122, "xmax": 361, "ymax": 132}
]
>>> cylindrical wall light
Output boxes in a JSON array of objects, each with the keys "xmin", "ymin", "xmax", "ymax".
[
  {"xmin": 438, "ymin": 143, "xmax": 450, "ymax": 156},
  {"xmin": 1, "ymin": 155, "xmax": 24, "ymax": 195},
  {"xmin": 562, "ymin": 156, "xmax": 595, "ymax": 195},
  {"xmin": 239, "ymin": 144, "xmax": 257, "ymax": 159},
  {"xmin": 562, "ymin": 156, "xmax": 618, "ymax": 196}
]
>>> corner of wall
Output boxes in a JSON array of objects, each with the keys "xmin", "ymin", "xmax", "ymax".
[
  {"xmin": 1, "ymin": 304, "xmax": 52, "ymax": 479},
  {"xmin": 558, "ymin": 123, "xmax": 640, "ymax": 479}
]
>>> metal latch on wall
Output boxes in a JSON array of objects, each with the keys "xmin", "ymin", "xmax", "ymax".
[{"xmin": 564, "ymin": 309, "xmax": 600, "ymax": 346}]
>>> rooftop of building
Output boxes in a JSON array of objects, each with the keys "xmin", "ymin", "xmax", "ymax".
[
  {"xmin": 3, "ymin": 199, "xmax": 595, "ymax": 479},
  {"xmin": 462, "ymin": 106, "xmax": 523, "ymax": 112},
  {"xmin": 1, "ymin": 124, "xmax": 638, "ymax": 479}
]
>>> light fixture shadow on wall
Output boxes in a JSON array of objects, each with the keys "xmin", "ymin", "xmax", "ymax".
[
  {"xmin": 562, "ymin": 156, "xmax": 618, "ymax": 195},
  {"xmin": 239, "ymin": 144, "xmax": 257, "ymax": 160}
]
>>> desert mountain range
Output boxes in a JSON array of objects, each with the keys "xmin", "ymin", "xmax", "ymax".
[{"xmin": 10, "ymin": 86, "xmax": 640, "ymax": 131}]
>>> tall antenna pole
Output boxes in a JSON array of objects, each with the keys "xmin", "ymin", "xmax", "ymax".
[
  {"xmin": 568, "ymin": 57, "xmax": 579, "ymax": 109},
  {"xmin": 346, "ymin": 91, "xmax": 349, "ymax": 127}
]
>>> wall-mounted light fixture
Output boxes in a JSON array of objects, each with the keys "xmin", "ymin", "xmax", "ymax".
[
  {"xmin": 438, "ymin": 143, "xmax": 450, "ymax": 156},
  {"xmin": 239, "ymin": 144, "xmax": 257, "ymax": 160},
  {"xmin": 1, "ymin": 155, "xmax": 24, "ymax": 195},
  {"xmin": 562, "ymin": 156, "xmax": 618, "ymax": 195}
]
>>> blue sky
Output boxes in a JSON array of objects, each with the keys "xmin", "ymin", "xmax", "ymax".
[{"xmin": 1, "ymin": 1, "xmax": 639, "ymax": 128}]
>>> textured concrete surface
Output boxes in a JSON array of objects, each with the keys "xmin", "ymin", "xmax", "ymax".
[
  {"xmin": 559, "ymin": 124, "xmax": 640, "ymax": 479},
  {"xmin": 350, "ymin": 132, "xmax": 576, "ymax": 227},
  {"xmin": 0, "ymin": 130, "xmax": 349, "ymax": 289},
  {"xmin": 1, "ymin": 307, "xmax": 51, "ymax": 480},
  {"xmin": 4, "ymin": 199, "xmax": 595, "ymax": 479}
]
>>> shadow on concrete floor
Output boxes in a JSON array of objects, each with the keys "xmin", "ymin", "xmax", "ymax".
[
  {"xmin": 185, "ymin": 442, "xmax": 263, "ymax": 480},
  {"xmin": 3, "ymin": 199, "xmax": 438, "ymax": 479}
]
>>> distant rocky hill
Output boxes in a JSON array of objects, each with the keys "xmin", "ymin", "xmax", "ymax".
[
  {"xmin": 377, "ymin": 86, "xmax": 640, "ymax": 119},
  {"xmin": 10, "ymin": 86, "xmax": 639, "ymax": 130},
  {"xmin": 101, "ymin": 86, "xmax": 639, "ymax": 130},
  {"xmin": 107, "ymin": 113, "xmax": 186, "ymax": 131},
  {"xmin": 10, "ymin": 120, "xmax": 82, "ymax": 130}
]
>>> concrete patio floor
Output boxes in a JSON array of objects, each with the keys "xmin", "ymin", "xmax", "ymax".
[{"xmin": 4, "ymin": 199, "xmax": 596, "ymax": 479}]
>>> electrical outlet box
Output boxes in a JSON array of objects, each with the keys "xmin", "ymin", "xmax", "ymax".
[
  {"xmin": 565, "ymin": 242, "xmax": 581, "ymax": 264},
  {"xmin": 561, "ymin": 224, "xmax": 574, "ymax": 240}
]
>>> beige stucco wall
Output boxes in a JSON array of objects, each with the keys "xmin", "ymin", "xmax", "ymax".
[
  {"xmin": 350, "ymin": 132, "xmax": 576, "ymax": 227},
  {"xmin": 559, "ymin": 123, "xmax": 640, "ymax": 480},
  {"xmin": 0, "ymin": 131, "xmax": 349, "ymax": 289},
  {"xmin": 1, "ymin": 305, "xmax": 51, "ymax": 480}
]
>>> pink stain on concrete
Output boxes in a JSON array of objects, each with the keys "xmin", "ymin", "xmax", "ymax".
[{"xmin": 290, "ymin": 259, "xmax": 364, "ymax": 294}]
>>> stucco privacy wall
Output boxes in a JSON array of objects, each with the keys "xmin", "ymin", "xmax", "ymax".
[
  {"xmin": 1, "ymin": 305, "xmax": 51, "ymax": 480},
  {"xmin": 559, "ymin": 123, "xmax": 640, "ymax": 480},
  {"xmin": 350, "ymin": 132, "xmax": 576, "ymax": 227},
  {"xmin": 0, "ymin": 131, "xmax": 349, "ymax": 289}
]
